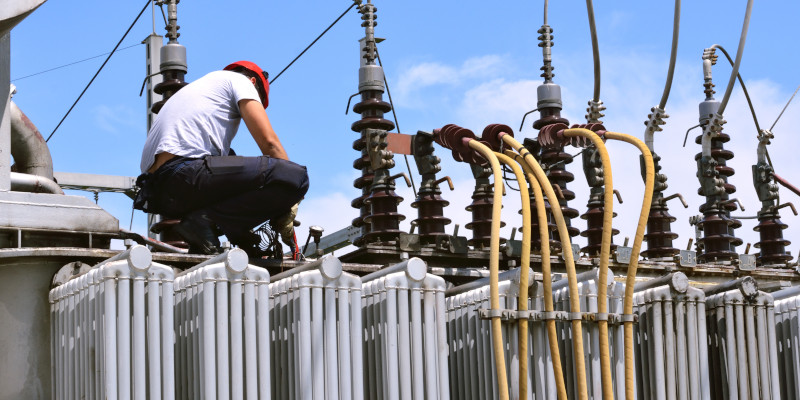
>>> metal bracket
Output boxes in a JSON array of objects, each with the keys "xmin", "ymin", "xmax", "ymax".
[
  {"xmin": 738, "ymin": 253, "xmax": 756, "ymax": 271},
  {"xmin": 398, "ymin": 233, "xmax": 421, "ymax": 252},
  {"xmin": 504, "ymin": 239, "xmax": 522, "ymax": 257},
  {"xmin": 678, "ymin": 250, "xmax": 697, "ymax": 267},
  {"xmin": 447, "ymin": 235, "xmax": 469, "ymax": 254},
  {"xmin": 615, "ymin": 246, "xmax": 633, "ymax": 264}
]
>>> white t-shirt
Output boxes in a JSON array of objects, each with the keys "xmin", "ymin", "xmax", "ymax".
[{"xmin": 140, "ymin": 70, "xmax": 262, "ymax": 173}]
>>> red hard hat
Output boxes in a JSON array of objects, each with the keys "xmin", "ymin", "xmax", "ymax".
[{"xmin": 224, "ymin": 60, "xmax": 270, "ymax": 108}]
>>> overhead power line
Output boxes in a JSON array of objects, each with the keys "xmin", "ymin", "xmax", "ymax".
[
  {"xmin": 46, "ymin": 0, "xmax": 151, "ymax": 143},
  {"xmin": 11, "ymin": 43, "xmax": 142, "ymax": 82},
  {"xmin": 270, "ymin": 2, "xmax": 357, "ymax": 84}
]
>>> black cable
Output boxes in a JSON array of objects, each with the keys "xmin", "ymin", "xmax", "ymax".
[
  {"xmin": 11, "ymin": 43, "xmax": 142, "ymax": 82},
  {"xmin": 502, "ymin": 165, "xmax": 520, "ymax": 192},
  {"xmin": 711, "ymin": 44, "xmax": 761, "ymax": 133},
  {"xmin": 375, "ymin": 45, "xmax": 418, "ymax": 198},
  {"xmin": 46, "ymin": 0, "xmax": 152, "ymax": 143},
  {"xmin": 270, "ymin": 2, "xmax": 356, "ymax": 84}
]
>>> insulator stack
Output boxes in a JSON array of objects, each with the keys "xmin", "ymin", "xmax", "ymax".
[
  {"xmin": 362, "ymin": 186, "xmax": 404, "ymax": 243},
  {"xmin": 350, "ymin": 91, "xmax": 398, "ymax": 244},
  {"xmin": 642, "ymin": 195, "xmax": 679, "ymax": 258},
  {"xmin": 695, "ymin": 132, "xmax": 738, "ymax": 197},
  {"xmin": 151, "ymin": 71, "xmax": 188, "ymax": 113},
  {"xmin": 411, "ymin": 194, "xmax": 450, "ymax": 244},
  {"xmin": 466, "ymin": 175, "xmax": 505, "ymax": 250},
  {"xmin": 754, "ymin": 211, "xmax": 792, "ymax": 265},
  {"xmin": 573, "ymin": 123, "xmax": 618, "ymax": 256},
  {"xmin": 641, "ymin": 153, "xmax": 680, "ymax": 258},
  {"xmin": 538, "ymin": 143, "xmax": 580, "ymax": 240},
  {"xmin": 411, "ymin": 131, "xmax": 451, "ymax": 245},
  {"xmin": 695, "ymin": 130, "xmax": 742, "ymax": 261},
  {"xmin": 697, "ymin": 205, "xmax": 739, "ymax": 262},
  {"xmin": 350, "ymin": 2, "xmax": 404, "ymax": 246},
  {"xmin": 151, "ymin": 0, "xmax": 188, "ymax": 114},
  {"xmin": 149, "ymin": 219, "xmax": 188, "ymax": 249}
]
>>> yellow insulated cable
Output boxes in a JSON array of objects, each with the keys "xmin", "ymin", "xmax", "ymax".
[
  {"xmin": 564, "ymin": 128, "xmax": 615, "ymax": 400},
  {"xmin": 466, "ymin": 139, "xmax": 509, "ymax": 400},
  {"xmin": 508, "ymin": 150, "xmax": 569, "ymax": 400},
  {"xmin": 602, "ymin": 131, "xmax": 654, "ymax": 400},
  {"xmin": 494, "ymin": 151, "xmax": 532, "ymax": 400},
  {"xmin": 500, "ymin": 134, "xmax": 589, "ymax": 400}
]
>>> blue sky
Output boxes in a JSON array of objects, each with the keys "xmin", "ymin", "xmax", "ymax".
[{"xmin": 9, "ymin": 0, "xmax": 800, "ymax": 258}]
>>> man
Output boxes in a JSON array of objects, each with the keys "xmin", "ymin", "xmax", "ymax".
[{"xmin": 135, "ymin": 61, "xmax": 309, "ymax": 257}]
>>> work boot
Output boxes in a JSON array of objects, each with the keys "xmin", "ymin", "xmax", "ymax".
[{"xmin": 173, "ymin": 212, "xmax": 222, "ymax": 255}]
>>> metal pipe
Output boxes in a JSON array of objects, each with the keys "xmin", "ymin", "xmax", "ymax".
[
  {"xmin": 215, "ymin": 279, "xmax": 230, "ymax": 400},
  {"xmin": 744, "ymin": 297, "xmax": 759, "ymax": 399},
  {"xmin": 410, "ymin": 282, "xmax": 424, "ymax": 399},
  {"xmin": 703, "ymin": 276, "xmax": 758, "ymax": 298},
  {"xmin": 324, "ymin": 286, "xmax": 340, "ymax": 398},
  {"xmin": 9, "ymin": 100, "xmax": 53, "ymax": 179},
  {"xmin": 445, "ymin": 267, "xmax": 533, "ymax": 296},
  {"xmin": 311, "ymin": 285, "xmax": 324, "ymax": 398},
  {"xmin": 765, "ymin": 293, "xmax": 781, "ymax": 398},
  {"xmin": 361, "ymin": 257, "xmax": 426, "ymax": 283},
  {"xmin": 132, "ymin": 277, "xmax": 146, "ymax": 400},
  {"xmin": 9, "ymin": 171, "xmax": 63, "ymax": 194},
  {"xmin": 633, "ymin": 272, "xmax": 689, "ymax": 293},
  {"xmin": 270, "ymin": 254, "xmax": 342, "ymax": 282}
]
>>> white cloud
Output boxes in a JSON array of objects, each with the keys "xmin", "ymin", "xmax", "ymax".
[
  {"xmin": 394, "ymin": 55, "xmax": 506, "ymax": 107},
  {"xmin": 93, "ymin": 104, "xmax": 139, "ymax": 134}
]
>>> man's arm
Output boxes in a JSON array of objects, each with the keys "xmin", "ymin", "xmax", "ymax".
[{"xmin": 239, "ymin": 99, "xmax": 289, "ymax": 160}]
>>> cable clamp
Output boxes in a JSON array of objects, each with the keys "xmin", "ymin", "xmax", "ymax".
[
  {"xmin": 620, "ymin": 314, "xmax": 637, "ymax": 323},
  {"xmin": 538, "ymin": 311, "xmax": 561, "ymax": 321},
  {"xmin": 594, "ymin": 312, "xmax": 609, "ymax": 322},
  {"xmin": 478, "ymin": 308, "xmax": 506, "ymax": 319},
  {"xmin": 568, "ymin": 312, "xmax": 583, "ymax": 321}
]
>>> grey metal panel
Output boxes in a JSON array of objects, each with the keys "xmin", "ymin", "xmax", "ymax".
[
  {"xmin": 53, "ymin": 171, "xmax": 137, "ymax": 197},
  {"xmin": 0, "ymin": 191, "xmax": 119, "ymax": 232},
  {"xmin": 0, "ymin": 33, "xmax": 9, "ymax": 191}
]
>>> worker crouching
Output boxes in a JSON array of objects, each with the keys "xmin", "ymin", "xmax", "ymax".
[{"xmin": 135, "ymin": 61, "xmax": 309, "ymax": 258}]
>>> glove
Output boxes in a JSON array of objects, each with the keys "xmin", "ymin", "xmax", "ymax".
[{"xmin": 270, "ymin": 202, "xmax": 300, "ymax": 249}]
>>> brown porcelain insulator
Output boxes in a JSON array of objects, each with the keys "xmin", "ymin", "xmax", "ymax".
[
  {"xmin": 411, "ymin": 194, "xmax": 451, "ymax": 245},
  {"xmin": 539, "ymin": 147, "xmax": 580, "ymax": 226},
  {"xmin": 580, "ymin": 204, "xmax": 619, "ymax": 256},
  {"xmin": 351, "ymin": 89, "xmax": 397, "ymax": 242},
  {"xmin": 694, "ymin": 132, "xmax": 737, "ymax": 197},
  {"xmin": 466, "ymin": 190, "xmax": 505, "ymax": 249},
  {"xmin": 641, "ymin": 202, "xmax": 679, "ymax": 258},
  {"xmin": 697, "ymin": 210, "xmax": 738, "ymax": 262},
  {"xmin": 362, "ymin": 189, "xmax": 405, "ymax": 243},
  {"xmin": 151, "ymin": 71, "xmax": 189, "ymax": 114},
  {"xmin": 754, "ymin": 213, "xmax": 792, "ymax": 266}
]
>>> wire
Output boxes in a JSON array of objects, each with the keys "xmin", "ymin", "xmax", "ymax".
[
  {"xmin": 770, "ymin": 84, "xmax": 800, "ymax": 131},
  {"xmin": 11, "ymin": 43, "xmax": 142, "ymax": 82},
  {"xmin": 711, "ymin": 44, "xmax": 761, "ymax": 133},
  {"xmin": 658, "ymin": 0, "xmax": 681, "ymax": 110},
  {"xmin": 717, "ymin": 0, "xmax": 754, "ymax": 116},
  {"xmin": 375, "ymin": 45, "xmax": 418, "ymax": 198},
  {"xmin": 502, "ymin": 165, "xmax": 521, "ymax": 192},
  {"xmin": 269, "ymin": 2, "xmax": 356, "ymax": 85},
  {"xmin": 585, "ymin": 0, "xmax": 601, "ymax": 102},
  {"xmin": 46, "ymin": 0, "xmax": 152, "ymax": 143}
]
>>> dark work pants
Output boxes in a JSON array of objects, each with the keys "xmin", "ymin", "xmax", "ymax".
[{"xmin": 150, "ymin": 155, "xmax": 309, "ymax": 244}]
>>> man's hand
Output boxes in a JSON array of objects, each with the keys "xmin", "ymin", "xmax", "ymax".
[{"xmin": 271, "ymin": 202, "xmax": 299, "ymax": 248}]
